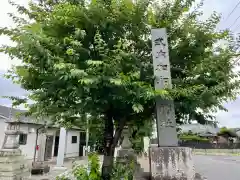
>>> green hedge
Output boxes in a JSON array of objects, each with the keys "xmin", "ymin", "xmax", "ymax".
[{"xmin": 179, "ymin": 134, "xmax": 210, "ymax": 142}]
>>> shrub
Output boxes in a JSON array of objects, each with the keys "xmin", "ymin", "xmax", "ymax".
[
  {"xmin": 56, "ymin": 153, "xmax": 135, "ymax": 180},
  {"xmin": 179, "ymin": 134, "xmax": 210, "ymax": 142}
]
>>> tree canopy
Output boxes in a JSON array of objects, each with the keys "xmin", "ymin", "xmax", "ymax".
[
  {"xmin": 1, "ymin": 0, "xmax": 240, "ymax": 178},
  {"xmin": 218, "ymin": 127, "xmax": 237, "ymax": 138},
  {"xmin": 2, "ymin": 0, "xmax": 239, "ymax": 125}
]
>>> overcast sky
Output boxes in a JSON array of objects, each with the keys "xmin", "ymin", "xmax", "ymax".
[{"xmin": 1, "ymin": 0, "xmax": 240, "ymax": 127}]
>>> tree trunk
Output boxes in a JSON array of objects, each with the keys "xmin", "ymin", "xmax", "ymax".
[
  {"xmin": 101, "ymin": 113, "xmax": 126, "ymax": 180},
  {"xmin": 101, "ymin": 112, "xmax": 114, "ymax": 180},
  {"xmin": 101, "ymin": 147, "xmax": 115, "ymax": 180}
]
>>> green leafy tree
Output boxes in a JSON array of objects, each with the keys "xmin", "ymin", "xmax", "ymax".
[
  {"xmin": 1, "ymin": 0, "xmax": 240, "ymax": 179},
  {"xmin": 218, "ymin": 127, "xmax": 237, "ymax": 138}
]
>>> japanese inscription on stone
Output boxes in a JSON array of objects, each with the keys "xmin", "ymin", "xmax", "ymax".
[
  {"xmin": 156, "ymin": 104, "xmax": 176, "ymax": 127},
  {"xmin": 151, "ymin": 28, "xmax": 178, "ymax": 146},
  {"xmin": 151, "ymin": 29, "xmax": 172, "ymax": 85}
]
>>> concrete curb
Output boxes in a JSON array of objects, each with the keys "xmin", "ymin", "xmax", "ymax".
[
  {"xmin": 193, "ymin": 152, "xmax": 240, "ymax": 156},
  {"xmin": 135, "ymin": 172, "xmax": 207, "ymax": 180}
]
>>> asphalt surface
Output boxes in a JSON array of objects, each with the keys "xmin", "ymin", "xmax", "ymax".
[
  {"xmin": 31, "ymin": 155, "xmax": 240, "ymax": 180},
  {"xmin": 194, "ymin": 155, "xmax": 240, "ymax": 180}
]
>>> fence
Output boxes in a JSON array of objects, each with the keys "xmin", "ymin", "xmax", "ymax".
[{"xmin": 151, "ymin": 138, "xmax": 240, "ymax": 153}]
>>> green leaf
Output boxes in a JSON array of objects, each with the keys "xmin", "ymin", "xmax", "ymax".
[
  {"xmin": 66, "ymin": 48, "xmax": 74, "ymax": 55},
  {"xmin": 132, "ymin": 104, "xmax": 144, "ymax": 113},
  {"xmin": 70, "ymin": 69, "xmax": 87, "ymax": 77},
  {"xmin": 183, "ymin": 7, "xmax": 189, "ymax": 12}
]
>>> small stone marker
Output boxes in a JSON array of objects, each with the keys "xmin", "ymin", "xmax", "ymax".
[{"xmin": 116, "ymin": 126, "xmax": 145, "ymax": 179}]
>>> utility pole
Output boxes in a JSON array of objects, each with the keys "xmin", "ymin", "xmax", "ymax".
[{"xmin": 85, "ymin": 116, "xmax": 89, "ymax": 156}]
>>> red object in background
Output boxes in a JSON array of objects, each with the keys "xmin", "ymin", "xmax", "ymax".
[{"xmin": 36, "ymin": 145, "xmax": 39, "ymax": 151}]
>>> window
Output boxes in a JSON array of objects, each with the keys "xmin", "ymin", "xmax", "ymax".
[
  {"xmin": 72, "ymin": 136, "xmax": 77, "ymax": 144},
  {"xmin": 19, "ymin": 134, "xmax": 27, "ymax": 145}
]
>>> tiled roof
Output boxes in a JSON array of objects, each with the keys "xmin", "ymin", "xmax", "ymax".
[
  {"xmin": 0, "ymin": 105, "xmax": 82, "ymax": 130},
  {"xmin": 0, "ymin": 105, "xmax": 33, "ymax": 123}
]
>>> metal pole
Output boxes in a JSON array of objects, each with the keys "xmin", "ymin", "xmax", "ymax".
[
  {"xmin": 85, "ymin": 116, "xmax": 89, "ymax": 156},
  {"xmin": 33, "ymin": 128, "xmax": 39, "ymax": 162},
  {"xmin": 148, "ymin": 146, "xmax": 152, "ymax": 180}
]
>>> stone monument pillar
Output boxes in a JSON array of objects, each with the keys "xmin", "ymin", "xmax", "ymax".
[
  {"xmin": 150, "ymin": 28, "xmax": 195, "ymax": 180},
  {"xmin": 0, "ymin": 121, "xmax": 29, "ymax": 180}
]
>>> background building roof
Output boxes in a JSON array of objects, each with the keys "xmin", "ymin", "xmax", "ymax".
[
  {"xmin": 178, "ymin": 123, "xmax": 220, "ymax": 136},
  {"xmin": 0, "ymin": 105, "xmax": 82, "ymax": 130}
]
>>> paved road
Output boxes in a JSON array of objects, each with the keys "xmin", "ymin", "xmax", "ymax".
[
  {"xmin": 194, "ymin": 155, "xmax": 240, "ymax": 180},
  {"xmin": 31, "ymin": 155, "xmax": 240, "ymax": 180}
]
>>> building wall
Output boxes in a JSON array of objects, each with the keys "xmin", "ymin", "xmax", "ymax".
[
  {"xmin": 19, "ymin": 123, "xmax": 39, "ymax": 159},
  {"xmin": 65, "ymin": 130, "xmax": 80, "ymax": 158},
  {"xmin": 19, "ymin": 126, "xmax": 81, "ymax": 159},
  {"xmin": 0, "ymin": 118, "xmax": 82, "ymax": 160}
]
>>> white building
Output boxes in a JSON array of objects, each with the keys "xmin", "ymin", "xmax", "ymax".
[{"xmin": 0, "ymin": 105, "xmax": 86, "ymax": 161}]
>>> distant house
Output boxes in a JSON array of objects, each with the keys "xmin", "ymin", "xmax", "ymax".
[
  {"xmin": 178, "ymin": 123, "xmax": 220, "ymax": 136},
  {"xmin": 177, "ymin": 123, "xmax": 220, "ymax": 143},
  {"xmin": 230, "ymin": 128, "xmax": 240, "ymax": 139},
  {"xmin": 0, "ymin": 105, "xmax": 86, "ymax": 160},
  {"xmin": 221, "ymin": 128, "xmax": 240, "ymax": 143},
  {"xmin": 178, "ymin": 124, "xmax": 240, "ymax": 145}
]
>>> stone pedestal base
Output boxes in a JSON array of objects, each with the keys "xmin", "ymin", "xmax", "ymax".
[
  {"xmin": 31, "ymin": 162, "xmax": 50, "ymax": 175},
  {"xmin": 117, "ymin": 148, "xmax": 141, "ymax": 168},
  {"xmin": 0, "ymin": 149, "xmax": 29, "ymax": 180},
  {"xmin": 116, "ymin": 148, "xmax": 144, "ymax": 179},
  {"xmin": 150, "ymin": 146, "xmax": 195, "ymax": 180}
]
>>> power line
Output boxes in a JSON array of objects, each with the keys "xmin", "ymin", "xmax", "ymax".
[
  {"xmin": 225, "ymin": 0, "xmax": 240, "ymax": 22},
  {"xmin": 230, "ymin": 15, "xmax": 240, "ymax": 29},
  {"xmin": 233, "ymin": 23, "xmax": 240, "ymax": 32}
]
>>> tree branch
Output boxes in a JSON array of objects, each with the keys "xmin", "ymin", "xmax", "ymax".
[{"xmin": 112, "ymin": 118, "xmax": 127, "ymax": 148}]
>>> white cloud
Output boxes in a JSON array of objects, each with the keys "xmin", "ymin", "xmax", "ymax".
[
  {"xmin": 0, "ymin": 0, "xmax": 29, "ymax": 109},
  {"xmin": 0, "ymin": 1, "xmax": 15, "ymax": 71},
  {"xmin": 215, "ymin": 98, "xmax": 240, "ymax": 128},
  {"xmin": 0, "ymin": 43, "xmax": 22, "ymax": 71},
  {"xmin": 0, "ymin": 0, "xmax": 27, "ymax": 71}
]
